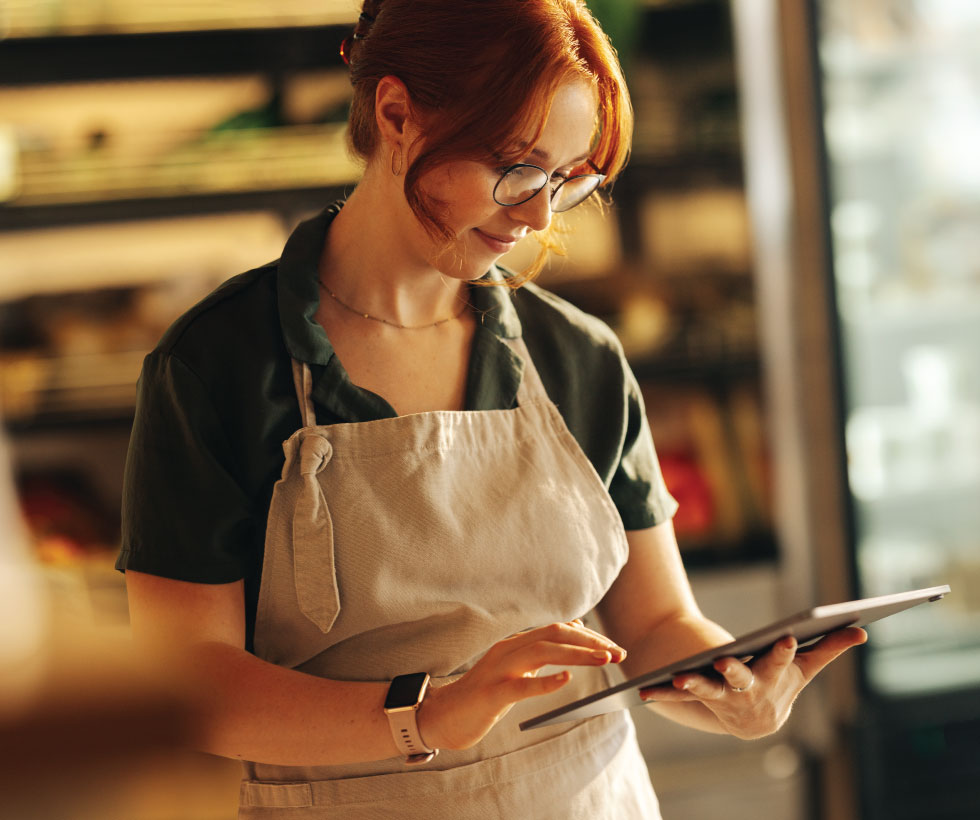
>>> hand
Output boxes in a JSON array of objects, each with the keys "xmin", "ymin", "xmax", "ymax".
[
  {"xmin": 418, "ymin": 620, "xmax": 626, "ymax": 751},
  {"xmin": 637, "ymin": 627, "xmax": 867, "ymax": 739}
]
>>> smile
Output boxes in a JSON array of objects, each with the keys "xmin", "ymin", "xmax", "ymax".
[{"xmin": 474, "ymin": 229, "xmax": 520, "ymax": 253}]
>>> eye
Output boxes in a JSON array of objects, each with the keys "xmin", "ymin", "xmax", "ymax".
[
  {"xmin": 503, "ymin": 165, "xmax": 538, "ymax": 180},
  {"xmin": 549, "ymin": 172, "xmax": 570, "ymax": 191}
]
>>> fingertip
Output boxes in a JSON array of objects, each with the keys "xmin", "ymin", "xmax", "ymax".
[{"xmin": 783, "ymin": 636, "xmax": 798, "ymax": 652}]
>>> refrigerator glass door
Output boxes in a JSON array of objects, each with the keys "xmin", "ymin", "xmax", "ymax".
[{"xmin": 817, "ymin": 0, "xmax": 980, "ymax": 695}]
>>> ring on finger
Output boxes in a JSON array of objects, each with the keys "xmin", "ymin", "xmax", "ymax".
[{"xmin": 729, "ymin": 674, "xmax": 755, "ymax": 693}]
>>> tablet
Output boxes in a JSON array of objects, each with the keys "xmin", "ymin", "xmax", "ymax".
[{"xmin": 519, "ymin": 584, "xmax": 950, "ymax": 731}]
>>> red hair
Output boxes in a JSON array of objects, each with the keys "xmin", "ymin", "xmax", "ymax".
[{"xmin": 344, "ymin": 0, "xmax": 633, "ymax": 285}]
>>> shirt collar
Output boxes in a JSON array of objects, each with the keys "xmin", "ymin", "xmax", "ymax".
[
  {"xmin": 277, "ymin": 200, "xmax": 524, "ymax": 367},
  {"xmin": 277, "ymin": 201, "xmax": 342, "ymax": 366}
]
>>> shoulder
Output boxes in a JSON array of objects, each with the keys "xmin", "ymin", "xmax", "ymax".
[
  {"xmin": 152, "ymin": 261, "xmax": 281, "ymax": 378},
  {"xmin": 509, "ymin": 278, "xmax": 628, "ymax": 389},
  {"xmin": 514, "ymin": 280, "xmax": 622, "ymax": 348}
]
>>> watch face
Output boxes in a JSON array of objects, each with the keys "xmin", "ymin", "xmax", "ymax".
[{"xmin": 384, "ymin": 672, "xmax": 429, "ymax": 710}]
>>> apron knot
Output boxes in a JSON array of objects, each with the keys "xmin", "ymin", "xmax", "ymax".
[
  {"xmin": 298, "ymin": 432, "xmax": 333, "ymax": 476},
  {"xmin": 292, "ymin": 432, "xmax": 340, "ymax": 632}
]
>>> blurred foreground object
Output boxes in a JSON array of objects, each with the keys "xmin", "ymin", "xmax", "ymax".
[
  {"xmin": 0, "ymin": 426, "xmax": 47, "ymax": 712},
  {"xmin": 0, "ymin": 424, "xmax": 220, "ymax": 820}
]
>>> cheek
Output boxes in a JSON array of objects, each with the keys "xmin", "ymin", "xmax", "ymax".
[{"xmin": 423, "ymin": 165, "xmax": 497, "ymax": 227}]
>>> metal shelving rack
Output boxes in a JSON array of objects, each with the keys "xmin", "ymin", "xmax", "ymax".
[{"xmin": 1, "ymin": 1, "xmax": 774, "ymax": 569}]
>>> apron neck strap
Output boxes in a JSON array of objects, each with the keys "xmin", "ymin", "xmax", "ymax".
[{"xmin": 291, "ymin": 359, "xmax": 317, "ymax": 428}]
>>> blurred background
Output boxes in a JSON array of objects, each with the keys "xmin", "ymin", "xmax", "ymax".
[{"xmin": 0, "ymin": 0, "xmax": 978, "ymax": 818}]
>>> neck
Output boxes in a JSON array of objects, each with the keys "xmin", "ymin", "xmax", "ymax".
[{"xmin": 319, "ymin": 172, "xmax": 467, "ymax": 328}]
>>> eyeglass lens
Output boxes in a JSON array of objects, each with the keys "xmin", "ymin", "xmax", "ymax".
[{"xmin": 494, "ymin": 166, "xmax": 600, "ymax": 213}]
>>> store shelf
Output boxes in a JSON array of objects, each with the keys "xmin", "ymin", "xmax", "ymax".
[
  {"xmin": 0, "ymin": 184, "xmax": 346, "ymax": 230},
  {"xmin": 678, "ymin": 528, "xmax": 778, "ymax": 570},
  {"xmin": 624, "ymin": 149, "xmax": 744, "ymax": 188},
  {"xmin": 0, "ymin": 211, "xmax": 288, "ymax": 299},
  {"xmin": 632, "ymin": 351, "xmax": 761, "ymax": 385},
  {"xmin": 3, "ymin": 1, "xmax": 357, "ymax": 38},
  {"xmin": 0, "ymin": 25, "xmax": 352, "ymax": 85},
  {"xmin": 1, "ymin": 350, "xmax": 144, "ymax": 430},
  {"xmin": 0, "ymin": 124, "xmax": 359, "ymax": 231}
]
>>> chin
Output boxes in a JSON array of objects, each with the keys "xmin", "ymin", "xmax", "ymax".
[{"xmin": 431, "ymin": 240, "xmax": 502, "ymax": 282}]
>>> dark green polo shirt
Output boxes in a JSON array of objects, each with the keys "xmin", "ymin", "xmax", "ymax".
[{"xmin": 117, "ymin": 201, "xmax": 677, "ymax": 652}]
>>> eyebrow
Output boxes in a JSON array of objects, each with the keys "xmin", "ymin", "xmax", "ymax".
[{"xmin": 526, "ymin": 146, "xmax": 591, "ymax": 168}]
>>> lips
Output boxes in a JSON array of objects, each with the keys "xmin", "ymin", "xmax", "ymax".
[{"xmin": 474, "ymin": 228, "xmax": 522, "ymax": 253}]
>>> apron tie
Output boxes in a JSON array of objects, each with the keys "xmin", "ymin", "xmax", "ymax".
[{"xmin": 291, "ymin": 432, "xmax": 341, "ymax": 632}]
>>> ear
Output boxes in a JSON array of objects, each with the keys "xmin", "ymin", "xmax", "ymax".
[{"xmin": 374, "ymin": 75, "xmax": 413, "ymax": 148}]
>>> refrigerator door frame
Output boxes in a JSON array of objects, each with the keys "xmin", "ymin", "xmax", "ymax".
[
  {"xmin": 731, "ymin": 1, "xmax": 860, "ymax": 817},
  {"xmin": 731, "ymin": 0, "xmax": 858, "ymax": 704}
]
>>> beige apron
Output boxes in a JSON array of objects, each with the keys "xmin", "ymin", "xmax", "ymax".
[{"xmin": 240, "ymin": 337, "xmax": 660, "ymax": 819}]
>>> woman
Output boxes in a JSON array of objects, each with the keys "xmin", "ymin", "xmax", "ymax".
[{"xmin": 118, "ymin": 1, "xmax": 866, "ymax": 817}]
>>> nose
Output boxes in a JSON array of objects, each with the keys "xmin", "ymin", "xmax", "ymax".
[{"xmin": 509, "ymin": 187, "xmax": 553, "ymax": 232}]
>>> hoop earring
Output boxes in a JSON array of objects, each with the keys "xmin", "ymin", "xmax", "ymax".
[{"xmin": 390, "ymin": 147, "xmax": 403, "ymax": 177}]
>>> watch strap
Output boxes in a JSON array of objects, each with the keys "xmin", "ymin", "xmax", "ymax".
[
  {"xmin": 384, "ymin": 674, "xmax": 438, "ymax": 765},
  {"xmin": 386, "ymin": 705, "xmax": 437, "ymax": 764}
]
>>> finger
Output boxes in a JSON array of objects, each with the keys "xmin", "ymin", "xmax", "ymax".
[
  {"xmin": 562, "ymin": 622, "xmax": 628, "ymax": 661},
  {"xmin": 639, "ymin": 683, "xmax": 697, "ymax": 702},
  {"xmin": 670, "ymin": 672, "xmax": 727, "ymax": 701},
  {"xmin": 794, "ymin": 627, "xmax": 867, "ymax": 683},
  {"xmin": 505, "ymin": 622, "xmax": 626, "ymax": 661},
  {"xmin": 500, "ymin": 640, "xmax": 622, "ymax": 677},
  {"xmin": 504, "ymin": 669, "xmax": 573, "ymax": 703},
  {"xmin": 565, "ymin": 619, "xmax": 624, "ymax": 651},
  {"xmin": 743, "ymin": 636, "xmax": 798, "ymax": 683},
  {"xmin": 712, "ymin": 655, "xmax": 757, "ymax": 693}
]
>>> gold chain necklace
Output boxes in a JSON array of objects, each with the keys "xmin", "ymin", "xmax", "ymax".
[{"xmin": 317, "ymin": 278, "xmax": 468, "ymax": 330}]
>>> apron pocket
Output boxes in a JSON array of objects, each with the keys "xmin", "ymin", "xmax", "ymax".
[
  {"xmin": 239, "ymin": 714, "xmax": 650, "ymax": 820},
  {"xmin": 241, "ymin": 781, "xmax": 313, "ymax": 808}
]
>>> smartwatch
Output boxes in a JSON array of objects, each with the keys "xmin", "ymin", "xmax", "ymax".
[{"xmin": 384, "ymin": 672, "xmax": 439, "ymax": 765}]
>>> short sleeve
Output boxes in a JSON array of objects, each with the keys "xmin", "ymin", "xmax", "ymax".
[
  {"xmin": 116, "ymin": 350, "xmax": 255, "ymax": 582},
  {"xmin": 608, "ymin": 362, "xmax": 680, "ymax": 531}
]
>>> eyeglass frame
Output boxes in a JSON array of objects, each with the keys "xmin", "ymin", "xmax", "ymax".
[{"xmin": 491, "ymin": 159, "xmax": 606, "ymax": 213}]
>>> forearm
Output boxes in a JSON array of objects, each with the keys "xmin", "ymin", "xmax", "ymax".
[{"xmin": 182, "ymin": 641, "xmax": 403, "ymax": 766}]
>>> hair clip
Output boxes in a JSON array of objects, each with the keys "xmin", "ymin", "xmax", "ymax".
[{"xmin": 340, "ymin": 11, "xmax": 374, "ymax": 65}]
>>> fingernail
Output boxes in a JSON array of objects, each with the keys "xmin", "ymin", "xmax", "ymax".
[
  {"xmin": 592, "ymin": 650, "xmax": 611, "ymax": 661},
  {"xmin": 681, "ymin": 680, "xmax": 693, "ymax": 691}
]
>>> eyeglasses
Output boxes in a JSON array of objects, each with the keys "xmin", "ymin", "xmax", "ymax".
[{"xmin": 492, "ymin": 162, "xmax": 606, "ymax": 213}]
